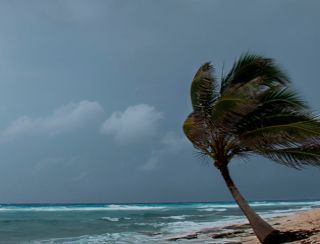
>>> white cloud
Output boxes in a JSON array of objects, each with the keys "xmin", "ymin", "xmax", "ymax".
[
  {"xmin": 0, "ymin": 100, "xmax": 104, "ymax": 142},
  {"xmin": 100, "ymin": 104, "xmax": 164, "ymax": 144},
  {"xmin": 141, "ymin": 132, "xmax": 188, "ymax": 171}
]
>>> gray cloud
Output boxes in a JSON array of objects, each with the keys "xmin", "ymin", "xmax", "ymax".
[
  {"xmin": 141, "ymin": 132, "xmax": 188, "ymax": 171},
  {"xmin": 100, "ymin": 104, "xmax": 164, "ymax": 144},
  {"xmin": 34, "ymin": 157, "xmax": 76, "ymax": 172},
  {"xmin": 0, "ymin": 100, "xmax": 104, "ymax": 142}
]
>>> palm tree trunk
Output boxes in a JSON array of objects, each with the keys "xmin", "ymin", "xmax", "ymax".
[{"xmin": 219, "ymin": 165, "xmax": 280, "ymax": 244}]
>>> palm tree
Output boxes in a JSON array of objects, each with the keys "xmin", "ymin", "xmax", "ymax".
[{"xmin": 183, "ymin": 53, "xmax": 320, "ymax": 244}]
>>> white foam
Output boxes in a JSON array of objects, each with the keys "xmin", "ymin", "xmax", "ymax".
[
  {"xmin": 196, "ymin": 204, "xmax": 237, "ymax": 209},
  {"xmin": 160, "ymin": 215, "xmax": 187, "ymax": 220},
  {"xmin": 0, "ymin": 204, "xmax": 165, "ymax": 212},
  {"xmin": 195, "ymin": 200, "xmax": 320, "ymax": 210},
  {"xmin": 250, "ymin": 201, "xmax": 320, "ymax": 207},
  {"xmin": 270, "ymin": 206, "xmax": 311, "ymax": 213},
  {"xmin": 101, "ymin": 217, "xmax": 120, "ymax": 222},
  {"xmin": 134, "ymin": 222, "xmax": 166, "ymax": 228},
  {"xmin": 106, "ymin": 204, "xmax": 165, "ymax": 211},
  {"xmin": 161, "ymin": 217, "xmax": 245, "ymax": 234},
  {"xmin": 0, "ymin": 206, "xmax": 103, "ymax": 212},
  {"xmin": 35, "ymin": 232, "xmax": 164, "ymax": 243},
  {"xmin": 199, "ymin": 208, "xmax": 227, "ymax": 212},
  {"xmin": 259, "ymin": 206, "xmax": 313, "ymax": 219}
]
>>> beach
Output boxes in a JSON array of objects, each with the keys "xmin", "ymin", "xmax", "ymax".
[
  {"xmin": 169, "ymin": 208, "xmax": 320, "ymax": 243},
  {"xmin": 241, "ymin": 208, "xmax": 320, "ymax": 243}
]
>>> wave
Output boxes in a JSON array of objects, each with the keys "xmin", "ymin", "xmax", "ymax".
[
  {"xmin": 249, "ymin": 201, "xmax": 320, "ymax": 207},
  {"xmin": 101, "ymin": 217, "xmax": 120, "ymax": 222},
  {"xmin": 134, "ymin": 219, "xmax": 243, "ymax": 233},
  {"xmin": 36, "ymin": 232, "xmax": 163, "ymax": 243},
  {"xmin": 101, "ymin": 216, "xmax": 132, "ymax": 222},
  {"xmin": 105, "ymin": 204, "xmax": 165, "ymax": 211},
  {"xmin": 0, "ymin": 200, "xmax": 319, "ymax": 212},
  {"xmin": 269, "ymin": 206, "xmax": 311, "ymax": 213},
  {"xmin": 161, "ymin": 218, "xmax": 245, "ymax": 234},
  {"xmin": 0, "ymin": 206, "xmax": 104, "ymax": 212},
  {"xmin": 0, "ymin": 204, "xmax": 166, "ymax": 212},
  {"xmin": 258, "ymin": 206, "xmax": 313, "ymax": 219},
  {"xmin": 194, "ymin": 200, "xmax": 320, "ymax": 210},
  {"xmin": 198, "ymin": 208, "xmax": 227, "ymax": 212},
  {"xmin": 160, "ymin": 215, "xmax": 187, "ymax": 220},
  {"xmin": 193, "ymin": 203, "xmax": 238, "ymax": 209}
]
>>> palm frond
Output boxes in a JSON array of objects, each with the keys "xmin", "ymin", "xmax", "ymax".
[
  {"xmin": 182, "ymin": 112, "xmax": 211, "ymax": 153},
  {"xmin": 213, "ymin": 82, "xmax": 304, "ymax": 132},
  {"xmin": 259, "ymin": 143, "xmax": 320, "ymax": 169},
  {"xmin": 241, "ymin": 117, "xmax": 320, "ymax": 138},
  {"xmin": 260, "ymin": 88, "xmax": 307, "ymax": 110},
  {"xmin": 237, "ymin": 113, "xmax": 320, "ymax": 154},
  {"xmin": 221, "ymin": 53, "xmax": 290, "ymax": 94},
  {"xmin": 191, "ymin": 63, "xmax": 219, "ymax": 115},
  {"xmin": 233, "ymin": 88, "xmax": 307, "ymax": 131},
  {"xmin": 211, "ymin": 95, "xmax": 250, "ymax": 122}
]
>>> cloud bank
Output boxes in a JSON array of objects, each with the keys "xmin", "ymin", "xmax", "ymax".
[
  {"xmin": 100, "ymin": 104, "xmax": 164, "ymax": 144},
  {"xmin": 0, "ymin": 100, "xmax": 104, "ymax": 142}
]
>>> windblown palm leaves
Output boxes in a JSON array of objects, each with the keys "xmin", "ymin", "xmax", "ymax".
[{"xmin": 183, "ymin": 53, "xmax": 320, "ymax": 169}]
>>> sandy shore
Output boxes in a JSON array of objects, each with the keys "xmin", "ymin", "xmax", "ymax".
[
  {"xmin": 168, "ymin": 208, "xmax": 320, "ymax": 243},
  {"xmin": 241, "ymin": 208, "xmax": 320, "ymax": 243}
]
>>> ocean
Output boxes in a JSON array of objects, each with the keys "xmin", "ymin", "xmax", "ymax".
[{"xmin": 0, "ymin": 200, "xmax": 319, "ymax": 243}]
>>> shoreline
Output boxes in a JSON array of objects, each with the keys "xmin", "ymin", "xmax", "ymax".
[{"xmin": 167, "ymin": 208, "xmax": 320, "ymax": 243}]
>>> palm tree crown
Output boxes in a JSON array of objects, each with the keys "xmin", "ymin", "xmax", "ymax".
[{"xmin": 184, "ymin": 53, "xmax": 320, "ymax": 169}]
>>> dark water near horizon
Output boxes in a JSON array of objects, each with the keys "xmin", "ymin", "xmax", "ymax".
[{"xmin": 0, "ymin": 200, "xmax": 319, "ymax": 243}]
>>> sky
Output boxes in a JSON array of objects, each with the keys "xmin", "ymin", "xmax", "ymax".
[{"xmin": 0, "ymin": 0, "xmax": 319, "ymax": 203}]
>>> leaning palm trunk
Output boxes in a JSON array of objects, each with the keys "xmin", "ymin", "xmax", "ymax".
[{"xmin": 219, "ymin": 166, "xmax": 279, "ymax": 243}]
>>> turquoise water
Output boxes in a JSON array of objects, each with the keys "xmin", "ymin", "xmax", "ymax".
[{"xmin": 0, "ymin": 200, "xmax": 319, "ymax": 243}]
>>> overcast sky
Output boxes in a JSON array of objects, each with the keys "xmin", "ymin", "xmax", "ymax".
[{"xmin": 0, "ymin": 0, "xmax": 319, "ymax": 203}]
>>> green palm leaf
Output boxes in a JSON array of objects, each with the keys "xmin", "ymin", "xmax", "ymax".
[
  {"xmin": 211, "ymin": 95, "xmax": 250, "ymax": 122},
  {"xmin": 183, "ymin": 112, "xmax": 211, "ymax": 152},
  {"xmin": 190, "ymin": 62, "xmax": 218, "ymax": 115},
  {"xmin": 221, "ymin": 53, "xmax": 290, "ymax": 94},
  {"xmin": 259, "ymin": 145, "xmax": 320, "ymax": 169},
  {"xmin": 241, "ymin": 119, "xmax": 320, "ymax": 138},
  {"xmin": 233, "ymin": 88, "xmax": 307, "ymax": 130}
]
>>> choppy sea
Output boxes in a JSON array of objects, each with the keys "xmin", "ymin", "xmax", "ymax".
[{"xmin": 0, "ymin": 200, "xmax": 319, "ymax": 243}]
